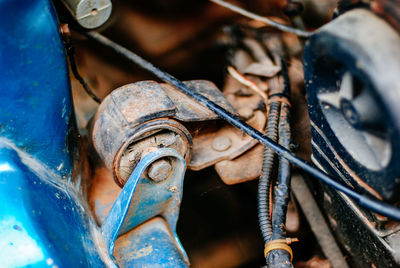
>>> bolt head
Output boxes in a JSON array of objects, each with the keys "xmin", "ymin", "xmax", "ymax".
[
  {"xmin": 147, "ymin": 159, "xmax": 172, "ymax": 182},
  {"xmin": 212, "ymin": 136, "xmax": 232, "ymax": 152}
]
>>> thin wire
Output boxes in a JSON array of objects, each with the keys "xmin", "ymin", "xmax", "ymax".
[
  {"xmin": 65, "ymin": 40, "xmax": 101, "ymax": 103},
  {"xmin": 209, "ymin": 0, "xmax": 312, "ymax": 37},
  {"xmin": 227, "ymin": 66, "xmax": 268, "ymax": 101},
  {"xmin": 84, "ymin": 31, "xmax": 400, "ymax": 221}
]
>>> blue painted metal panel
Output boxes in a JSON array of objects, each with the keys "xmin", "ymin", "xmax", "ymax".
[
  {"xmin": 0, "ymin": 0, "xmax": 73, "ymax": 177},
  {"xmin": 0, "ymin": 141, "xmax": 106, "ymax": 267}
]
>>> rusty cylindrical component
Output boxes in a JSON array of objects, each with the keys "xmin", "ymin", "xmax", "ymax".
[{"xmin": 91, "ymin": 81, "xmax": 192, "ymax": 187}]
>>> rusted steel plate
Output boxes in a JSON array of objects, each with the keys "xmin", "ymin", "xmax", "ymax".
[
  {"xmin": 215, "ymin": 143, "xmax": 264, "ymax": 185},
  {"xmin": 189, "ymin": 110, "xmax": 266, "ymax": 170},
  {"xmin": 161, "ymin": 80, "xmax": 237, "ymax": 122}
]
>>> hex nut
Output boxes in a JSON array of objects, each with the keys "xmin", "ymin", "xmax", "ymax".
[{"xmin": 147, "ymin": 159, "xmax": 172, "ymax": 182}]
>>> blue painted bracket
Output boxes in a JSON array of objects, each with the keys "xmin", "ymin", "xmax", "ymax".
[{"xmin": 101, "ymin": 148, "xmax": 189, "ymax": 266}]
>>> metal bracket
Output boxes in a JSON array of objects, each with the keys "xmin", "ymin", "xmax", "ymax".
[{"xmin": 100, "ymin": 148, "xmax": 188, "ymax": 265}]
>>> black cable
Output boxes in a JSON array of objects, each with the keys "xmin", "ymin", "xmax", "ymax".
[
  {"xmin": 84, "ymin": 31, "xmax": 400, "ymax": 221},
  {"xmin": 258, "ymin": 101, "xmax": 280, "ymax": 243},
  {"xmin": 267, "ymin": 102, "xmax": 293, "ymax": 267},
  {"xmin": 266, "ymin": 58, "xmax": 293, "ymax": 267},
  {"xmin": 65, "ymin": 40, "xmax": 101, "ymax": 103}
]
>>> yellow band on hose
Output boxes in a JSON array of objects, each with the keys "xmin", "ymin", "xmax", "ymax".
[{"xmin": 264, "ymin": 238, "xmax": 298, "ymax": 261}]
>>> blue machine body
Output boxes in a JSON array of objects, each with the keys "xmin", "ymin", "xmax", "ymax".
[{"xmin": 0, "ymin": 0, "xmax": 107, "ymax": 267}]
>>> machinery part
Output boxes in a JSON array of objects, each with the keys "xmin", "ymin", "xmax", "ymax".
[
  {"xmin": 147, "ymin": 159, "xmax": 172, "ymax": 182},
  {"xmin": 85, "ymin": 30, "xmax": 400, "ymax": 221},
  {"xmin": 61, "ymin": 0, "xmax": 112, "ymax": 29},
  {"xmin": 189, "ymin": 111, "xmax": 266, "ymax": 170},
  {"xmin": 304, "ymin": 8, "xmax": 400, "ymax": 267},
  {"xmin": 304, "ymin": 8, "xmax": 400, "ymax": 202},
  {"xmin": 91, "ymin": 79, "xmax": 241, "ymax": 186},
  {"xmin": 101, "ymin": 148, "xmax": 188, "ymax": 266},
  {"xmin": 291, "ymin": 174, "xmax": 348, "ymax": 268},
  {"xmin": 91, "ymin": 81, "xmax": 192, "ymax": 187}
]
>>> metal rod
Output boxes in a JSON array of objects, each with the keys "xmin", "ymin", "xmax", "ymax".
[{"xmin": 84, "ymin": 31, "xmax": 400, "ymax": 221}]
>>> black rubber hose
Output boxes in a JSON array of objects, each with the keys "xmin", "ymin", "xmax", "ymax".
[
  {"xmin": 258, "ymin": 101, "xmax": 280, "ymax": 243},
  {"xmin": 266, "ymin": 58, "xmax": 293, "ymax": 267},
  {"xmin": 267, "ymin": 102, "xmax": 293, "ymax": 268}
]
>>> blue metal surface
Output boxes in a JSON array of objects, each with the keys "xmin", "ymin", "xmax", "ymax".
[
  {"xmin": 114, "ymin": 217, "xmax": 189, "ymax": 268},
  {"xmin": 0, "ymin": 140, "xmax": 107, "ymax": 267},
  {"xmin": 101, "ymin": 148, "xmax": 189, "ymax": 266},
  {"xmin": 0, "ymin": 1, "xmax": 111, "ymax": 266},
  {"xmin": 0, "ymin": 0, "xmax": 73, "ymax": 177}
]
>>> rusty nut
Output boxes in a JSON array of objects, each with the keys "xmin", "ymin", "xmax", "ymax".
[{"xmin": 147, "ymin": 159, "xmax": 172, "ymax": 182}]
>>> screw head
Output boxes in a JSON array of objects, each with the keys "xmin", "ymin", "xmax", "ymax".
[{"xmin": 147, "ymin": 159, "xmax": 172, "ymax": 182}]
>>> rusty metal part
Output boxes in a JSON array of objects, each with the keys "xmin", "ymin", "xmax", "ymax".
[
  {"xmin": 91, "ymin": 81, "xmax": 192, "ymax": 186},
  {"xmin": 91, "ymin": 79, "xmax": 240, "ymax": 185},
  {"xmin": 111, "ymin": 119, "xmax": 191, "ymax": 187},
  {"xmin": 147, "ymin": 159, "xmax": 172, "ymax": 182},
  {"xmin": 216, "ymin": 34, "xmax": 310, "ymax": 184},
  {"xmin": 189, "ymin": 110, "xmax": 266, "ymax": 170},
  {"xmin": 215, "ymin": 143, "xmax": 264, "ymax": 184},
  {"xmin": 160, "ymin": 80, "xmax": 237, "ymax": 122},
  {"xmin": 212, "ymin": 136, "xmax": 232, "ymax": 152}
]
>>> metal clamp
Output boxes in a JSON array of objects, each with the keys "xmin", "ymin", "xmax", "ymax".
[{"xmin": 100, "ymin": 148, "xmax": 187, "ymax": 263}]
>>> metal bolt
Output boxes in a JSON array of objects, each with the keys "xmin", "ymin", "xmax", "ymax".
[
  {"xmin": 212, "ymin": 136, "xmax": 232, "ymax": 152},
  {"xmin": 147, "ymin": 159, "xmax": 172, "ymax": 182}
]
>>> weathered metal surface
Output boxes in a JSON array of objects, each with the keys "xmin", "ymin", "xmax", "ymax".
[
  {"xmin": 114, "ymin": 217, "xmax": 188, "ymax": 267},
  {"xmin": 160, "ymin": 80, "xmax": 237, "ymax": 122},
  {"xmin": 115, "ymin": 119, "xmax": 191, "ymax": 186},
  {"xmin": 188, "ymin": 111, "xmax": 266, "ymax": 170},
  {"xmin": 215, "ymin": 143, "xmax": 264, "ymax": 185},
  {"xmin": 209, "ymin": 40, "xmax": 269, "ymax": 182},
  {"xmin": 91, "ymin": 81, "xmax": 192, "ymax": 186},
  {"xmin": 91, "ymin": 79, "xmax": 244, "ymax": 185},
  {"xmin": 100, "ymin": 148, "xmax": 188, "ymax": 265}
]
